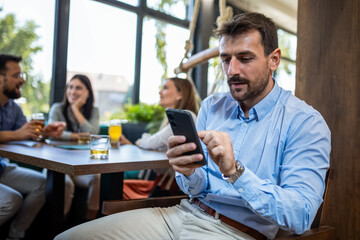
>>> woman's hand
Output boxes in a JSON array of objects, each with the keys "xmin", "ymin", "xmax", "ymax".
[
  {"xmin": 72, "ymin": 90, "xmax": 89, "ymax": 110},
  {"xmin": 120, "ymin": 135, "xmax": 133, "ymax": 145},
  {"xmin": 44, "ymin": 121, "xmax": 66, "ymax": 139},
  {"xmin": 70, "ymin": 90, "xmax": 89, "ymax": 125}
]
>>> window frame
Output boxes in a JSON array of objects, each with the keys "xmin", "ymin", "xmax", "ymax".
[
  {"xmin": 51, "ymin": 0, "xmax": 192, "ymax": 105},
  {"xmin": 51, "ymin": 0, "xmax": 297, "ymax": 104}
]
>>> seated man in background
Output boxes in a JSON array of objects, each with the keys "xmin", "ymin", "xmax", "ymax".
[
  {"xmin": 55, "ymin": 13, "xmax": 330, "ymax": 240},
  {"xmin": 0, "ymin": 54, "xmax": 65, "ymax": 240}
]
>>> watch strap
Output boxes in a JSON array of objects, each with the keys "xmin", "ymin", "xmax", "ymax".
[{"xmin": 222, "ymin": 161, "xmax": 244, "ymax": 184}]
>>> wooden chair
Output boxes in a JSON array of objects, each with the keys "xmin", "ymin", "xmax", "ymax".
[{"xmin": 102, "ymin": 169, "xmax": 335, "ymax": 240}]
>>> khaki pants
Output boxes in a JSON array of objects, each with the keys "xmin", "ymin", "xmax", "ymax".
[
  {"xmin": 0, "ymin": 162, "xmax": 46, "ymax": 239},
  {"xmin": 55, "ymin": 199, "xmax": 254, "ymax": 240}
]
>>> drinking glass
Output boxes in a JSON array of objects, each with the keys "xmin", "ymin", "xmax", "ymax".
[
  {"xmin": 108, "ymin": 119, "xmax": 122, "ymax": 147},
  {"xmin": 78, "ymin": 130, "xmax": 91, "ymax": 144},
  {"xmin": 90, "ymin": 135, "xmax": 110, "ymax": 159},
  {"xmin": 31, "ymin": 113, "xmax": 45, "ymax": 141}
]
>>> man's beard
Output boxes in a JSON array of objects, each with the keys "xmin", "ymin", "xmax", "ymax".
[
  {"xmin": 227, "ymin": 70, "xmax": 269, "ymax": 103},
  {"xmin": 3, "ymin": 79, "xmax": 21, "ymax": 99}
]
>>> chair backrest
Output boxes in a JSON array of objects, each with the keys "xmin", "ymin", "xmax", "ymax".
[
  {"xmin": 311, "ymin": 168, "xmax": 334, "ymax": 228},
  {"xmin": 275, "ymin": 168, "xmax": 334, "ymax": 238}
]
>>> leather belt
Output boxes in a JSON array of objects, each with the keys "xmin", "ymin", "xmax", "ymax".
[{"xmin": 191, "ymin": 198, "xmax": 267, "ymax": 240}]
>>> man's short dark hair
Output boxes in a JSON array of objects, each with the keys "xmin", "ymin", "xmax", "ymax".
[
  {"xmin": 0, "ymin": 54, "xmax": 22, "ymax": 74},
  {"xmin": 214, "ymin": 12, "xmax": 278, "ymax": 56}
]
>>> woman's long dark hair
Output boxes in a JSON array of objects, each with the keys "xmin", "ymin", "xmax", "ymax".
[{"xmin": 62, "ymin": 74, "xmax": 95, "ymax": 132}]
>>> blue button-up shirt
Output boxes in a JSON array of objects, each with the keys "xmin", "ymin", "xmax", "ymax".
[
  {"xmin": 175, "ymin": 82, "xmax": 331, "ymax": 239},
  {"xmin": 0, "ymin": 99, "xmax": 27, "ymax": 175}
]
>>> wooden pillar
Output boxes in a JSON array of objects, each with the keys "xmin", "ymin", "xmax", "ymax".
[{"xmin": 296, "ymin": 1, "xmax": 360, "ymax": 239}]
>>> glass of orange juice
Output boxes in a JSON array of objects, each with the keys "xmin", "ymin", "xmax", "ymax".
[{"xmin": 108, "ymin": 119, "xmax": 122, "ymax": 147}]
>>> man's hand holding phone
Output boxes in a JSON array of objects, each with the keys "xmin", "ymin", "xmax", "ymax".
[
  {"xmin": 165, "ymin": 109, "xmax": 206, "ymax": 176},
  {"xmin": 166, "ymin": 135, "xmax": 205, "ymax": 176}
]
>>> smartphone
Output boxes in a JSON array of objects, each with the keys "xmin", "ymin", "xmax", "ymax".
[{"xmin": 166, "ymin": 109, "xmax": 206, "ymax": 165}]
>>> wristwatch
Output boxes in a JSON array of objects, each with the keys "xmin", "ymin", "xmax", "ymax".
[{"xmin": 222, "ymin": 161, "xmax": 245, "ymax": 184}]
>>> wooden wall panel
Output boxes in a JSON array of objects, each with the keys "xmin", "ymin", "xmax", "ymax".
[{"xmin": 296, "ymin": 0, "xmax": 360, "ymax": 239}]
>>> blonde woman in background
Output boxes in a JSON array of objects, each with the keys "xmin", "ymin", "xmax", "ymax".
[{"xmin": 120, "ymin": 77, "xmax": 199, "ymax": 199}]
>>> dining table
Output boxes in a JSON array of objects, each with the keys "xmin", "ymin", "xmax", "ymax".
[{"xmin": 0, "ymin": 140, "xmax": 169, "ymax": 239}]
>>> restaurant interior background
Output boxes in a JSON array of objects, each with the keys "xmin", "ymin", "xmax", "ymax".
[
  {"xmin": 0, "ymin": 0, "xmax": 297, "ymax": 124},
  {"xmin": 2, "ymin": 1, "xmax": 360, "ymax": 240}
]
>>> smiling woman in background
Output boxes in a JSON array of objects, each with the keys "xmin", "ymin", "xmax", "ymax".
[
  {"xmin": 120, "ymin": 77, "xmax": 199, "ymax": 151},
  {"xmin": 48, "ymin": 74, "xmax": 100, "ymax": 220},
  {"xmin": 120, "ymin": 77, "xmax": 199, "ymax": 199}
]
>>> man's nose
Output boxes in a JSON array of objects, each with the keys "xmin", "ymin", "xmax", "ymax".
[{"xmin": 227, "ymin": 57, "xmax": 241, "ymax": 76}]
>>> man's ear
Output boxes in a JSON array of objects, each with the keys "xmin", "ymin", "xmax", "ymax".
[{"xmin": 269, "ymin": 48, "xmax": 281, "ymax": 71}]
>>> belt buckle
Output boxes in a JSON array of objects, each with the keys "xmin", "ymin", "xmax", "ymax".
[{"xmin": 190, "ymin": 198, "xmax": 205, "ymax": 212}]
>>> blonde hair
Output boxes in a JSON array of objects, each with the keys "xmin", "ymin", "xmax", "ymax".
[
  {"xmin": 169, "ymin": 77, "xmax": 199, "ymax": 114},
  {"xmin": 159, "ymin": 77, "xmax": 199, "ymax": 130}
]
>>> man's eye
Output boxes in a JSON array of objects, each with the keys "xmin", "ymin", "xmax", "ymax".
[
  {"xmin": 221, "ymin": 58, "xmax": 230, "ymax": 64},
  {"xmin": 241, "ymin": 58, "xmax": 252, "ymax": 63}
]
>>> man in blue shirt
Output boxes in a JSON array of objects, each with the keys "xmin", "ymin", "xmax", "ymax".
[
  {"xmin": 55, "ymin": 13, "xmax": 330, "ymax": 240},
  {"xmin": 0, "ymin": 54, "xmax": 65, "ymax": 240}
]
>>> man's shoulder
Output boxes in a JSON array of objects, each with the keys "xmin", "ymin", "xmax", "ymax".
[
  {"xmin": 7, "ymin": 99, "xmax": 24, "ymax": 113},
  {"xmin": 279, "ymin": 92, "xmax": 328, "ymax": 132},
  {"xmin": 281, "ymin": 93, "xmax": 321, "ymax": 117}
]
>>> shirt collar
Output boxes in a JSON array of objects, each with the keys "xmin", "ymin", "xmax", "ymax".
[
  {"xmin": 252, "ymin": 79, "xmax": 281, "ymax": 121},
  {"xmin": 237, "ymin": 79, "xmax": 281, "ymax": 121},
  {"xmin": 0, "ymin": 99, "xmax": 14, "ymax": 110}
]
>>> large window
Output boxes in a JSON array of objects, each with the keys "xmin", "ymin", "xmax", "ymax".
[
  {"xmin": 2, "ymin": 0, "xmax": 297, "ymax": 121},
  {"xmin": 117, "ymin": 0, "xmax": 139, "ymax": 6},
  {"xmin": 67, "ymin": 0, "xmax": 137, "ymax": 121},
  {"xmin": 275, "ymin": 29, "xmax": 297, "ymax": 94},
  {"xmin": 57, "ymin": 0, "xmax": 191, "ymax": 121},
  {"xmin": 140, "ymin": 17, "xmax": 189, "ymax": 104},
  {"xmin": 147, "ymin": 0, "xmax": 188, "ymax": 19},
  {"xmin": 0, "ymin": 0, "xmax": 55, "ymax": 117}
]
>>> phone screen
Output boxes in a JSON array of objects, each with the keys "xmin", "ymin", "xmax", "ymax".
[{"xmin": 166, "ymin": 109, "xmax": 206, "ymax": 165}]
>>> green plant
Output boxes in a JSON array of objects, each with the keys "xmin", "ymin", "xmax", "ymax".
[
  {"xmin": 122, "ymin": 103, "xmax": 165, "ymax": 134},
  {"xmin": 0, "ymin": 9, "xmax": 50, "ymax": 116}
]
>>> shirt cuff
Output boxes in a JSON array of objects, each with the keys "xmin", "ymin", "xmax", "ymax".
[
  {"xmin": 61, "ymin": 131, "xmax": 72, "ymax": 140},
  {"xmin": 176, "ymin": 168, "xmax": 205, "ymax": 191},
  {"xmin": 232, "ymin": 168, "xmax": 269, "ymax": 213}
]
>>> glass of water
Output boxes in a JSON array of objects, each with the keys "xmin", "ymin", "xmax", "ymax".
[{"xmin": 90, "ymin": 135, "xmax": 110, "ymax": 159}]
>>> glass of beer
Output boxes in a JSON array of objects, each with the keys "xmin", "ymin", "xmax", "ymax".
[
  {"xmin": 90, "ymin": 135, "xmax": 110, "ymax": 159},
  {"xmin": 78, "ymin": 131, "xmax": 91, "ymax": 144},
  {"xmin": 108, "ymin": 119, "xmax": 122, "ymax": 147},
  {"xmin": 31, "ymin": 113, "xmax": 45, "ymax": 141}
]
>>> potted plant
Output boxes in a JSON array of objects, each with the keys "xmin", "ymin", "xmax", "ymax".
[{"xmin": 119, "ymin": 103, "xmax": 165, "ymax": 143}]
